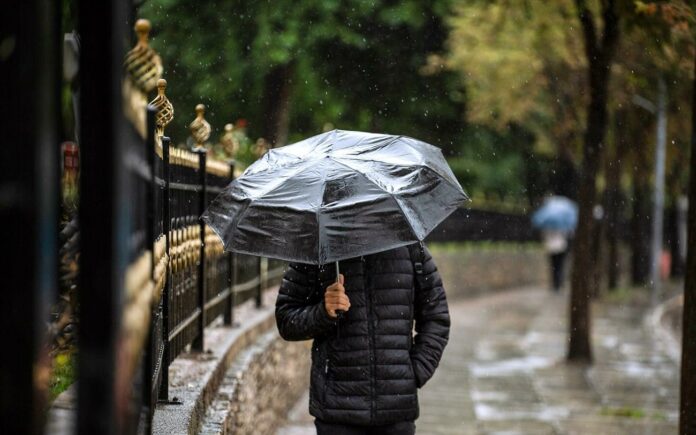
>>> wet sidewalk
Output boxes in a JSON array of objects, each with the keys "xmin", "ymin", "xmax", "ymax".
[{"xmin": 277, "ymin": 287, "xmax": 679, "ymax": 435}]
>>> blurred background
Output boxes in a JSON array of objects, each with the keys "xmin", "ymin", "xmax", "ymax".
[{"xmin": 3, "ymin": 0, "xmax": 696, "ymax": 434}]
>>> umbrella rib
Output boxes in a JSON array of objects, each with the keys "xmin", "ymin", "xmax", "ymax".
[
  {"xmin": 245, "ymin": 159, "xmax": 323, "ymax": 201},
  {"xmin": 315, "ymin": 161, "xmax": 331, "ymax": 265},
  {"xmin": 326, "ymin": 157, "xmax": 421, "ymax": 241},
  {"xmin": 389, "ymin": 194, "xmax": 421, "ymax": 241},
  {"xmin": 419, "ymin": 165, "xmax": 470, "ymax": 201},
  {"xmin": 331, "ymin": 155, "xmax": 468, "ymax": 201},
  {"xmin": 331, "ymin": 135, "xmax": 400, "ymax": 159}
]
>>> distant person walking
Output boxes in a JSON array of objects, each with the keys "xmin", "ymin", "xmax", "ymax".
[
  {"xmin": 541, "ymin": 229, "xmax": 571, "ymax": 291},
  {"xmin": 532, "ymin": 195, "xmax": 578, "ymax": 292}
]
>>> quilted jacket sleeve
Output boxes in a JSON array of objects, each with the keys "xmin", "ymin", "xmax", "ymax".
[
  {"xmin": 275, "ymin": 262, "xmax": 336, "ymax": 341},
  {"xmin": 411, "ymin": 246, "xmax": 451, "ymax": 388}
]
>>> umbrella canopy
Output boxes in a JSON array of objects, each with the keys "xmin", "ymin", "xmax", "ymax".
[
  {"xmin": 202, "ymin": 129, "xmax": 468, "ymax": 264},
  {"xmin": 531, "ymin": 196, "xmax": 578, "ymax": 231}
]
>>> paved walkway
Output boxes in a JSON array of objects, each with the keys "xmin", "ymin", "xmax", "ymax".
[{"xmin": 277, "ymin": 287, "xmax": 679, "ymax": 435}]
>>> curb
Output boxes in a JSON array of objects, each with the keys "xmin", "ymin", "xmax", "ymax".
[
  {"xmin": 152, "ymin": 287, "xmax": 279, "ymax": 435},
  {"xmin": 645, "ymin": 292, "xmax": 683, "ymax": 364}
]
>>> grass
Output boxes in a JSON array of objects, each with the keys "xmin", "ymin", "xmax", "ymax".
[
  {"xmin": 428, "ymin": 240, "xmax": 542, "ymax": 253},
  {"xmin": 601, "ymin": 286, "xmax": 641, "ymax": 304},
  {"xmin": 600, "ymin": 406, "xmax": 667, "ymax": 421},
  {"xmin": 462, "ymin": 196, "xmax": 531, "ymax": 215},
  {"xmin": 49, "ymin": 351, "xmax": 76, "ymax": 402}
]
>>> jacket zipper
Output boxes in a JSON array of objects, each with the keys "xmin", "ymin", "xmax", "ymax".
[
  {"xmin": 410, "ymin": 273, "xmax": 416, "ymax": 350},
  {"xmin": 364, "ymin": 256, "xmax": 376, "ymax": 423}
]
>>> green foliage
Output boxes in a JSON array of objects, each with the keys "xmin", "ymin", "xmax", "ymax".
[
  {"xmin": 444, "ymin": 0, "xmax": 695, "ymax": 208},
  {"xmin": 138, "ymin": 0, "xmax": 551, "ymax": 202},
  {"xmin": 49, "ymin": 352, "xmax": 76, "ymax": 402},
  {"xmin": 447, "ymin": 0, "xmax": 585, "ymax": 150},
  {"xmin": 448, "ymin": 125, "xmax": 527, "ymax": 200},
  {"xmin": 61, "ymin": 182, "xmax": 79, "ymax": 215},
  {"xmin": 429, "ymin": 241, "xmax": 541, "ymax": 253},
  {"xmin": 208, "ymin": 126, "xmax": 255, "ymax": 167},
  {"xmin": 138, "ymin": 0, "xmax": 463, "ymax": 140},
  {"xmin": 600, "ymin": 406, "xmax": 667, "ymax": 421}
]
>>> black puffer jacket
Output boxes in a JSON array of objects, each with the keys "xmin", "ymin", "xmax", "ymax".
[{"xmin": 275, "ymin": 244, "xmax": 450, "ymax": 425}]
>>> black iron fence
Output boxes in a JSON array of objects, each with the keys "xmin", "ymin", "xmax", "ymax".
[
  {"xmin": 426, "ymin": 207, "xmax": 536, "ymax": 243},
  {"xmin": 125, "ymin": 111, "xmax": 286, "ymax": 427},
  {"xmin": 4, "ymin": 8, "xmax": 292, "ymax": 433}
]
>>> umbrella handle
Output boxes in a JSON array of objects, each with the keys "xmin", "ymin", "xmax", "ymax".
[{"xmin": 335, "ymin": 261, "xmax": 345, "ymax": 321}]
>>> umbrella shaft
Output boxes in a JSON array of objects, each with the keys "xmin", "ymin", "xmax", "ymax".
[{"xmin": 335, "ymin": 261, "xmax": 345, "ymax": 322}]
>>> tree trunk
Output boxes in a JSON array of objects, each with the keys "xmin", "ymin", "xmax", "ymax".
[
  {"xmin": 260, "ymin": 62, "xmax": 295, "ymax": 147},
  {"xmin": 679, "ymin": 51, "xmax": 696, "ymax": 435},
  {"xmin": 590, "ymin": 146, "xmax": 606, "ymax": 299},
  {"xmin": 590, "ymin": 201, "xmax": 605, "ymax": 298},
  {"xmin": 568, "ymin": 0, "xmax": 620, "ymax": 363},
  {"xmin": 630, "ymin": 121, "xmax": 652, "ymax": 285},
  {"xmin": 553, "ymin": 147, "xmax": 580, "ymax": 200},
  {"xmin": 568, "ymin": 110, "xmax": 603, "ymax": 362},
  {"xmin": 605, "ymin": 109, "xmax": 626, "ymax": 290}
]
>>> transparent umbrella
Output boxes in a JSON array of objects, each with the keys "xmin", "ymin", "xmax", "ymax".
[{"xmin": 202, "ymin": 129, "xmax": 468, "ymax": 273}]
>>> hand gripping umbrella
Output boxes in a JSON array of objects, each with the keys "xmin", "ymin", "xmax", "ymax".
[{"xmin": 202, "ymin": 129, "xmax": 468, "ymax": 316}]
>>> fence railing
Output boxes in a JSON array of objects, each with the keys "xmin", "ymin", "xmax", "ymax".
[
  {"xmin": 426, "ymin": 207, "xmax": 536, "ymax": 243},
  {"xmin": 116, "ymin": 20, "xmax": 286, "ymax": 432},
  {"xmin": 126, "ymin": 113, "xmax": 286, "ymax": 429}
]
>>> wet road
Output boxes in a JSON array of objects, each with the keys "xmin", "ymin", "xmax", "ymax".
[{"xmin": 277, "ymin": 287, "xmax": 679, "ymax": 434}]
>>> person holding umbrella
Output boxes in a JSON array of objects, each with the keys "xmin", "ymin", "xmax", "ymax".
[
  {"xmin": 531, "ymin": 195, "xmax": 578, "ymax": 292},
  {"xmin": 203, "ymin": 130, "xmax": 468, "ymax": 434},
  {"xmin": 277, "ymin": 240, "xmax": 448, "ymax": 434}
]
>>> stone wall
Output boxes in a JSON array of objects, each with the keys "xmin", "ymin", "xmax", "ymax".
[
  {"xmin": 152, "ymin": 291, "xmax": 310, "ymax": 435},
  {"xmin": 429, "ymin": 244, "xmax": 550, "ymax": 299},
  {"xmin": 200, "ymin": 330, "xmax": 311, "ymax": 435}
]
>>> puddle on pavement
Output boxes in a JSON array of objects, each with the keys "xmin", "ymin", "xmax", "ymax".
[
  {"xmin": 471, "ymin": 390, "xmax": 510, "ymax": 402},
  {"xmin": 616, "ymin": 361, "xmax": 657, "ymax": 377},
  {"xmin": 606, "ymin": 361, "xmax": 674, "ymax": 379},
  {"xmin": 474, "ymin": 402, "xmax": 570, "ymax": 422},
  {"xmin": 474, "ymin": 341, "xmax": 526, "ymax": 361},
  {"xmin": 619, "ymin": 342, "xmax": 644, "ymax": 356},
  {"xmin": 469, "ymin": 356, "xmax": 555, "ymax": 377},
  {"xmin": 600, "ymin": 335, "xmax": 619, "ymax": 348}
]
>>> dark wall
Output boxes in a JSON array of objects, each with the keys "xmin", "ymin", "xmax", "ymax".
[{"xmin": 427, "ymin": 208, "xmax": 536, "ymax": 243}]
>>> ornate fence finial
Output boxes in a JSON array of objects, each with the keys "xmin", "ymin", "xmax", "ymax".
[
  {"xmin": 149, "ymin": 79, "xmax": 174, "ymax": 137},
  {"xmin": 124, "ymin": 19, "xmax": 163, "ymax": 94},
  {"xmin": 220, "ymin": 123, "xmax": 239, "ymax": 158},
  {"xmin": 253, "ymin": 137, "xmax": 269, "ymax": 159},
  {"xmin": 189, "ymin": 104, "xmax": 211, "ymax": 149},
  {"xmin": 123, "ymin": 18, "xmax": 164, "ymax": 137}
]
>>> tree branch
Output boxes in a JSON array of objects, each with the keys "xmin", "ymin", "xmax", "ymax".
[
  {"xmin": 599, "ymin": 0, "xmax": 620, "ymax": 67},
  {"xmin": 574, "ymin": 0, "xmax": 599, "ymax": 62}
]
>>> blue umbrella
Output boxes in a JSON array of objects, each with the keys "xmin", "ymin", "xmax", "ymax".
[{"xmin": 531, "ymin": 196, "xmax": 578, "ymax": 231}]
